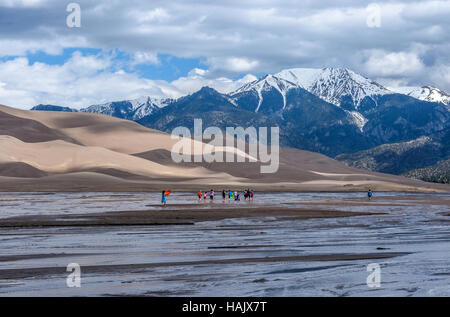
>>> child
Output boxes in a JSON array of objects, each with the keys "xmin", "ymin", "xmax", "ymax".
[
  {"xmin": 210, "ymin": 189, "xmax": 214, "ymax": 200},
  {"xmin": 197, "ymin": 191, "xmax": 202, "ymax": 200}
]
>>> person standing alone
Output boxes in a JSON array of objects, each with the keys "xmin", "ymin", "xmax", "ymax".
[
  {"xmin": 368, "ymin": 189, "xmax": 373, "ymax": 201},
  {"xmin": 161, "ymin": 190, "xmax": 167, "ymax": 206}
]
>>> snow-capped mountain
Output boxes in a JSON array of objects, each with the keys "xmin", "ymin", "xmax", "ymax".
[
  {"xmin": 231, "ymin": 74, "xmax": 299, "ymax": 111},
  {"xmin": 390, "ymin": 86, "xmax": 450, "ymax": 106},
  {"xmin": 130, "ymin": 97, "xmax": 174, "ymax": 120},
  {"xmin": 81, "ymin": 96, "xmax": 175, "ymax": 120},
  {"xmin": 230, "ymin": 69, "xmax": 375, "ymax": 131},
  {"xmin": 275, "ymin": 67, "xmax": 392, "ymax": 109}
]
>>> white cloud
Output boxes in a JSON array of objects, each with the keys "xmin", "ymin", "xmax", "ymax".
[
  {"xmin": 430, "ymin": 64, "xmax": 450, "ymax": 90},
  {"xmin": 0, "ymin": 0, "xmax": 47, "ymax": 7},
  {"xmin": 362, "ymin": 50, "xmax": 425, "ymax": 77},
  {"xmin": 211, "ymin": 57, "xmax": 260, "ymax": 73},
  {"xmin": 129, "ymin": 7, "xmax": 170, "ymax": 23},
  {"xmin": 0, "ymin": 53, "xmax": 163, "ymax": 109},
  {"xmin": 0, "ymin": 52, "xmax": 258, "ymax": 109},
  {"xmin": 132, "ymin": 51, "xmax": 159, "ymax": 65},
  {"xmin": 1, "ymin": 0, "xmax": 450, "ymax": 98},
  {"xmin": 0, "ymin": 37, "xmax": 87, "ymax": 57},
  {"xmin": 171, "ymin": 68, "xmax": 257, "ymax": 95}
]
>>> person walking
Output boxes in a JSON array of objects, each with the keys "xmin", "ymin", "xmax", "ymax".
[{"xmin": 161, "ymin": 190, "xmax": 167, "ymax": 206}]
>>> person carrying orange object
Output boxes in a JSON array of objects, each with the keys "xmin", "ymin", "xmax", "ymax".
[{"xmin": 161, "ymin": 190, "xmax": 167, "ymax": 206}]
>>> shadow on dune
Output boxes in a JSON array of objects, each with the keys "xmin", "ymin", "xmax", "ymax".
[{"xmin": 0, "ymin": 110, "xmax": 79, "ymax": 144}]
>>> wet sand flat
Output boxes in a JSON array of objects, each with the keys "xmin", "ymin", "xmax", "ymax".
[
  {"xmin": 0, "ymin": 191, "xmax": 449, "ymax": 297},
  {"xmin": 0, "ymin": 205, "xmax": 381, "ymax": 228},
  {"xmin": 0, "ymin": 252, "xmax": 408, "ymax": 280}
]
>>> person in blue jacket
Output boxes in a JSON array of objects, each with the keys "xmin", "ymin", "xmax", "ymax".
[
  {"xmin": 368, "ymin": 189, "xmax": 373, "ymax": 201},
  {"xmin": 161, "ymin": 190, "xmax": 167, "ymax": 206}
]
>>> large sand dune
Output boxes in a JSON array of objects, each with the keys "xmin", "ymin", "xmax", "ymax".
[{"xmin": 0, "ymin": 104, "xmax": 448, "ymax": 192}]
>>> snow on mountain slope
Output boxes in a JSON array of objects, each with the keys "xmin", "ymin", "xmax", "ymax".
[
  {"xmin": 275, "ymin": 67, "xmax": 392, "ymax": 108},
  {"xmin": 132, "ymin": 97, "xmax": 174, "ymax": 120},
  {"xmin": 391, "ymin": 86, "xmax": 450, "ymax": 106},
  {"xmin": 346, "ymin": 110, "xmax": 368, "ymax": 132},
  {"xmin": 232, "ymin": 74, "xmax": 298, "ymax": 112},
  {"xmin": 81, "ymin": 96, "xmax": 175, "ymax": 120}
]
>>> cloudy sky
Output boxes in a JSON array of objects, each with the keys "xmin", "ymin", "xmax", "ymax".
[{"xmin": 0, "ymin": 0, "xmax": 449, "ymax": 109}]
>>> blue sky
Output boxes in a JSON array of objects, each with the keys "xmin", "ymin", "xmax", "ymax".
[
  {"xmin": 0, "ymin": 0, "xmax": 449, "ymax": 109},
  {"xmin": 24, "ymin": 48, "xmax": 205, "ymax": 81}
]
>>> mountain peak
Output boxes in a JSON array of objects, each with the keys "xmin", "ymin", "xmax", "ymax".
[
  {"xmin": 390, "ymin": 86, "xmax": 450, "ymax": 106},
  {"xmin": 32, "ymin": 104, "xmax": 77, "ymax": 112},
  {"xmin": 231, "ymin": 74, "xmax": 299, "ymax": 112},
  {"xmin": 198, "ymin": 86, "xmax": 219, "ymax": 94},
  {"xmin": 275, "ymin": 67, "xmax": 391, "ymax": 108}
]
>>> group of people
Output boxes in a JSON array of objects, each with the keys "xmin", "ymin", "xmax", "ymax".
[
  {"xmin": 197, "ymin": 189, "xmax": 254, "ymax": 202},
  {"xmin": 162, "ymin": 188, "xmax": 374, "ymax": 206},
  {"xmin": 197, "ymin": 190, "xmax": 215, "ymax": 200}
]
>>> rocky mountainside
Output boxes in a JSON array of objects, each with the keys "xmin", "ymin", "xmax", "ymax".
[
  {"xmin": 336, "ymin": 136, "xmax": 443, "ymax": 175},
  {"xmin": 138, "ymin": 87, "xmax": 279, "ymax": 134},
  {"xmin": 336, "ymin": 127, "xmax": 450, "ymax": 175},
  {"xmin": 403, "ymin": 159, "xmax": 450, "ymax": 184}
]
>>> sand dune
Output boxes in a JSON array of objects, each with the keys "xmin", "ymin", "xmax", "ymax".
[
  {"xmin": 0, "ymin": 109, "xmax": 78, "ymax": 144},
  {"xmin": 0, "ymin": 105, "xmax": 254, "ymax": 160},
  {"xmin": 0, "ymin": 135, "xmax": 241, "ymax": 182},
  {"xmin": 0, "ymin": 162, "xmax": 48, "ymax": 178},
  {"xmin": 0, "ymin": 105, "xmax": 174, "ymax": 154},
  {"xmin": 0, "ymin": 104, "xmax": 449, "ymax": 192}
]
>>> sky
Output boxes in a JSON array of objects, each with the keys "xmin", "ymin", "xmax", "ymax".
[{"xmin": 0, "ymin": 0, "xmax": 449, "ymax": 109}]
